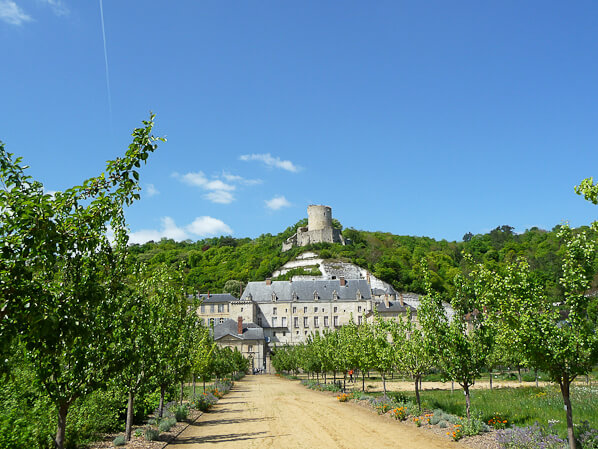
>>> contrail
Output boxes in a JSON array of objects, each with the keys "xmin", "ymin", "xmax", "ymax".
[{"xmin": 99, "ymin": 0, "xmax": 112, "ymax": 121}]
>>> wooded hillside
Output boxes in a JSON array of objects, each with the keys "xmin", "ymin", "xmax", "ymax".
[{"xmin": 128, "ymin": 220, "xmax": 597, "ymax": 302}]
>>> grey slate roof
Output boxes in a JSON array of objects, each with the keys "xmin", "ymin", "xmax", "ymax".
[
  {"xmin": 241, "ymin": 279, "xmax": 372, "ymax": 303},
  {"xmin": 212, "ymin": 319, "xmax": 264, "ymax": 341},
  {"xmin": 374, "ymin": 301, "xmax": 408, "ymax": 313},
  {"xmin": 197, "ymin": 293, "xmax": 237, "ymax": 304}
]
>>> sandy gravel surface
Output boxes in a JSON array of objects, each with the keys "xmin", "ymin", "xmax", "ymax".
[{"xmin": 166, "ymin": 375, "xmax": 468, "ymax": 449}]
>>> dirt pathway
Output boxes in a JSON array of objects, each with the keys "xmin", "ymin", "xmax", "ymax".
[{"xmin": 167, "ymin": 375, "xmax": 466, "ymax": 449}]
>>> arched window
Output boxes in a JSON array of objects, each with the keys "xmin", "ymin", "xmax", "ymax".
[
  {"xmin": 332, "ymin": 290, "xmax": 338, "ymax": 301},
  {"xmin": 313, "ymin": 290, "xmax": 319, "ymax": 301},
  {"xmin": 271, "ymin": 292, "xmax": 277, "ymax": 302},
  {"xmin": 292, "ymin": 291, "xmax": 298, "ymax": 301},
  {"xmin": 356, "ymin": 289, "xmax": 362, "ymax": 300}
]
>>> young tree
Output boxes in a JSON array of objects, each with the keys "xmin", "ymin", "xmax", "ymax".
[
  {"xmin": 371, "ymin": 316, "xmax": 396, "ymax": 396},
  {"xmin": 389, "ymin": 308, "xmax": 435, "ymax": 410},
  {"xmin": 0, "ymin": 116, "xmax": 162, "ymax": 449},
  {"xmin": 419, "ymin": 264, "xmax": 494, "ymax": 419},
  {"xmin": 488, "ymin": 225, "xmax": 597, "ymax": 449}
]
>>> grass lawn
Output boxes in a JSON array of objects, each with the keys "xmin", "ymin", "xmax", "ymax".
[{"xmin": 389, "ymin": 384, "xmax": 598, "ymax": 439}]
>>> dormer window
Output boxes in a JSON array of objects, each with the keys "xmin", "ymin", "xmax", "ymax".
[
  {"xmin": 313, "ymin": 290, "xmax": 319, "ymax": 301},
  {"xmin": 292, "ymin": 291, "xmax": 298, "ymax": 301},
  {"xmin": 332, "ymin": 290, "xmax": 339, "ymax": 301},
  {"xmin": 356, "ymin": 289, "xmax": 362, "ymax": 300},
  {"xmin": 271, "ymin": 292, "xmax": 277, "ymax": 302}
]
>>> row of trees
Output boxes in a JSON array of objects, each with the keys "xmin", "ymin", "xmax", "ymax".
[
  {"xmin": 0, "ymin": 117, "xmax": 249, "ymax": 448},
  {"xmin": 272, "ymin": 224, "xmax": 598, "ymax": 449}
]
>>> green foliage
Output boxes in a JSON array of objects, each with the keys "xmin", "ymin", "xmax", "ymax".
[
  {"xmin": 112, "ymin": 435, "xmax": 126, "ymax": 447},
  {"xmin": 143, "ymin": 427, "xmax": 160, "ymax": 441},
  {"xmin": 158, "ymin": 417, "xmax": 176, "ymax": 432}
]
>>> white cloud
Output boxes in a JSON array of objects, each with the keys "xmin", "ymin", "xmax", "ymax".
[
  {"xmin": 173, "ymin": 171, "xmax": 237, "ymax": 204},
  {"xmin": 128, "ymin": 216, "xmax": 233, "ymax": 244},
  {"xmin": 265, "ymin": 195, "xmax": 291, "ymax": 210},
  {"xmin": 187, "ymin": 216, "xmax": 232, "ymax": 236},
  {"xmin": 204, "ymin": 190, "xmax": 234, "ymax": 204},
  {"xmin": 40, "ymin": 0, "xmax": 69, "ymax": 16},
  {"xmin": 239, "ymin": 153, "xmax": 300, "ymax": 173},
  {"xmin": 222, "ymin": 171, "xmax": 262, "ymax": 186},
  {"xmin": 145, "ymin": 183, "xmax": 159, "ymax": 197},
  {"xmin": 0, "ymin": 1, "xmax": 32, "ymax": 25}
]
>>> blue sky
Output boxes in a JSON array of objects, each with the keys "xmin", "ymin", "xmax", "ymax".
[{"xmin": 1, "ymin": 1, "xmax": 597, "ymax": 243}]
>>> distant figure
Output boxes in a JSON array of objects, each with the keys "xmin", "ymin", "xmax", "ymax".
[{"xmin": 349, "ymin": 369, "xmax": 354, "ymax": 383}]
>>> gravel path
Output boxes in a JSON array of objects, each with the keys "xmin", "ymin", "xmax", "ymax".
[{"xmin": 166, "ymin": 375, "xmax": 469, "ymax": 449}]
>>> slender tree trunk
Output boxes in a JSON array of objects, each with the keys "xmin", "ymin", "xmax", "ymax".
[
  {"xmin": 415, "ymin": 375, "xmax": 421, "ymax": 412},
  {"xmin": 463, "ymin": 383, "xmax": 471, "ymax": 419},
  {"xmin": 193, "ymin": 375, "xmax": 196, "ymax": 398},
  {"xmin": 125, "ymin": 391, "xmax": 135, "ymax": 441},
  {"xmin": 55, "ymin": 401, "xmax": 70, "ymax": 449},
  {"xmin": 180, "ymin": 381, "xmax": 184, "ymax": 406},
  {"xmin": 203, "ymin": 378, "xmax": 206, "ymax": 393},
  {"xmin": 559, "ymin": 378, "xmax": 576, "ymax": 449},
  {"xmin": 159, "ymin": 385, "xmax": 166, "ymax": 418},
  {"xmin": 381, "ymin": 372, "xmax": 387, "ymax": 396},
  {"xmin": 316, "ymin": 372, "xmax": 319, "ymax": 385},
  {"xmin": 489, "ymin": 369, "xmax": 493, "ymax": 390},
  {"xmin": 517, "ymin": 366, "xmax": 522, "ymax": 383},
  {"xmin": 333, "ymin": 371, "xmax": 336, "ymax": 384},
  {"xmin": 362, "ymin": 372, "xmax": 365, "ymax": 392},
  {"xmin": 343, "ymin": 372, "xmax": 346, "ymax": 392},
  {"xmin": 324, "ymin": 372, "xmax": 327, "ymax": 384}
]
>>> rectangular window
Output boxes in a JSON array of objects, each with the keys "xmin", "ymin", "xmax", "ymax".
[
  {"xmin": 200, "ymin": 305, "xmax": 205, "ymax": 313},
  {"xmin": 334, "ymin": 306, "xmax": 338, "ymax": 313},
  {"xmin": 292, "ymin": 307, "xmax": 297, "ymax": 313},
  {"xmin": 324, "ymin": 316, "xmax": 329, "ymax": 327},
  {"xmin": 218, "ymin": 304, "xmax": 224, "ymax": 313},
  {"xmin": 273, "ymin": 307, "xmax": 277, "ymax": 315},
  {"xmin": 358, "ymin": 315, "xmax": 363, "ymax": 325},
  {"xmin": 210, "ymin": 305, "xmax": 215, "ymax": 313},
  {"xmin": 257, "ymin": 317, "xmax": 262, "ymax": 326},
  {"xmin": 304, "ymin": 307, "xmax": 308, "ymax": 313},
  {"xmin": 358, "ymin": 306, "xmax": 362, "ymax": 313},
  {"xmin": 314, "ymin": 316, "xmax": 319, "ymax": 328},
  {"xmin": 282, "ymin": 317, "xmax": 287, "ymax": 328},
  {"xmin": 303, "ymin": 317, "xmax": 308, "ymax": 327},
  {"xmin": 248, "ymin": 345, "xmax": 253, "ymax": 352},
  {"xmin": 333, "ymin": 316, "xmax": 339, "ymax": 326},
  {"xmin": 294, "ymin": 317, "xmax": 299, "ymax": 328},
  {"xmin": 272, "ymin": 317, "xmax": 278, "ymax": 327},
  {"xmin": 314, "ymin": 307, "xmax": 318, "ymax": 313}
]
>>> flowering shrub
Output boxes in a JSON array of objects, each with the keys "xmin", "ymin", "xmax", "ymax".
[
  {"xmin": 496, "ymin": 423, "xmax": 567, "ymax": 449},
  {"xmin": 447, "ymin": 424, "xmax": 463, "ymax": 440},
  {"xmin": 390, "ymin": 407, "xmax": 407, "ymax": 421},
  {"xmin": 577, "ymin": 421, "xmax": 598, "ymax": 449},
  {"xmin": 337, "ymin": 393, "xmax": 350, "ymax": 402},
  {"xmin": 488, "ymin": 413, "xmax": 508, "ymax": 430},
  {"xmin": 191, "ymin": 392, "xmax": 218, "ymax": 411},
  {"xmin": 375, "ymin": 402, "xmax": 392, "ymax": 414}
]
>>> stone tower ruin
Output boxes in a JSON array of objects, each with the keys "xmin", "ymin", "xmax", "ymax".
[{"xmin": 282, "ymin": 205, "xmax": 345, "ymax": 251}]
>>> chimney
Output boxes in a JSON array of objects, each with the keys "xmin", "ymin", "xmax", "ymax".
[
  {"xmin": 399, "ymin": 293, "xmax": 404, "ymax": 306},
  {"xmin": 366, "ymin": 272, "xmax": 371, "ymax": 284},
  {"xmin": 384, "ymin": 293, "xmax": 389, "ymax": 308},
  {"xmin": 207, "ymin": 290, "xmax": 210, "ymax": 298},
  {"xmin": 237, "ymin": 316, "xmax": 243, "ymax": 335},
  {"xmin": 340, "ymin": 277, "xmax": 346, "ymax": 286},
  {"xmin": 266, "ymin": 278, "xmax": 272, "ymax": 285}
]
